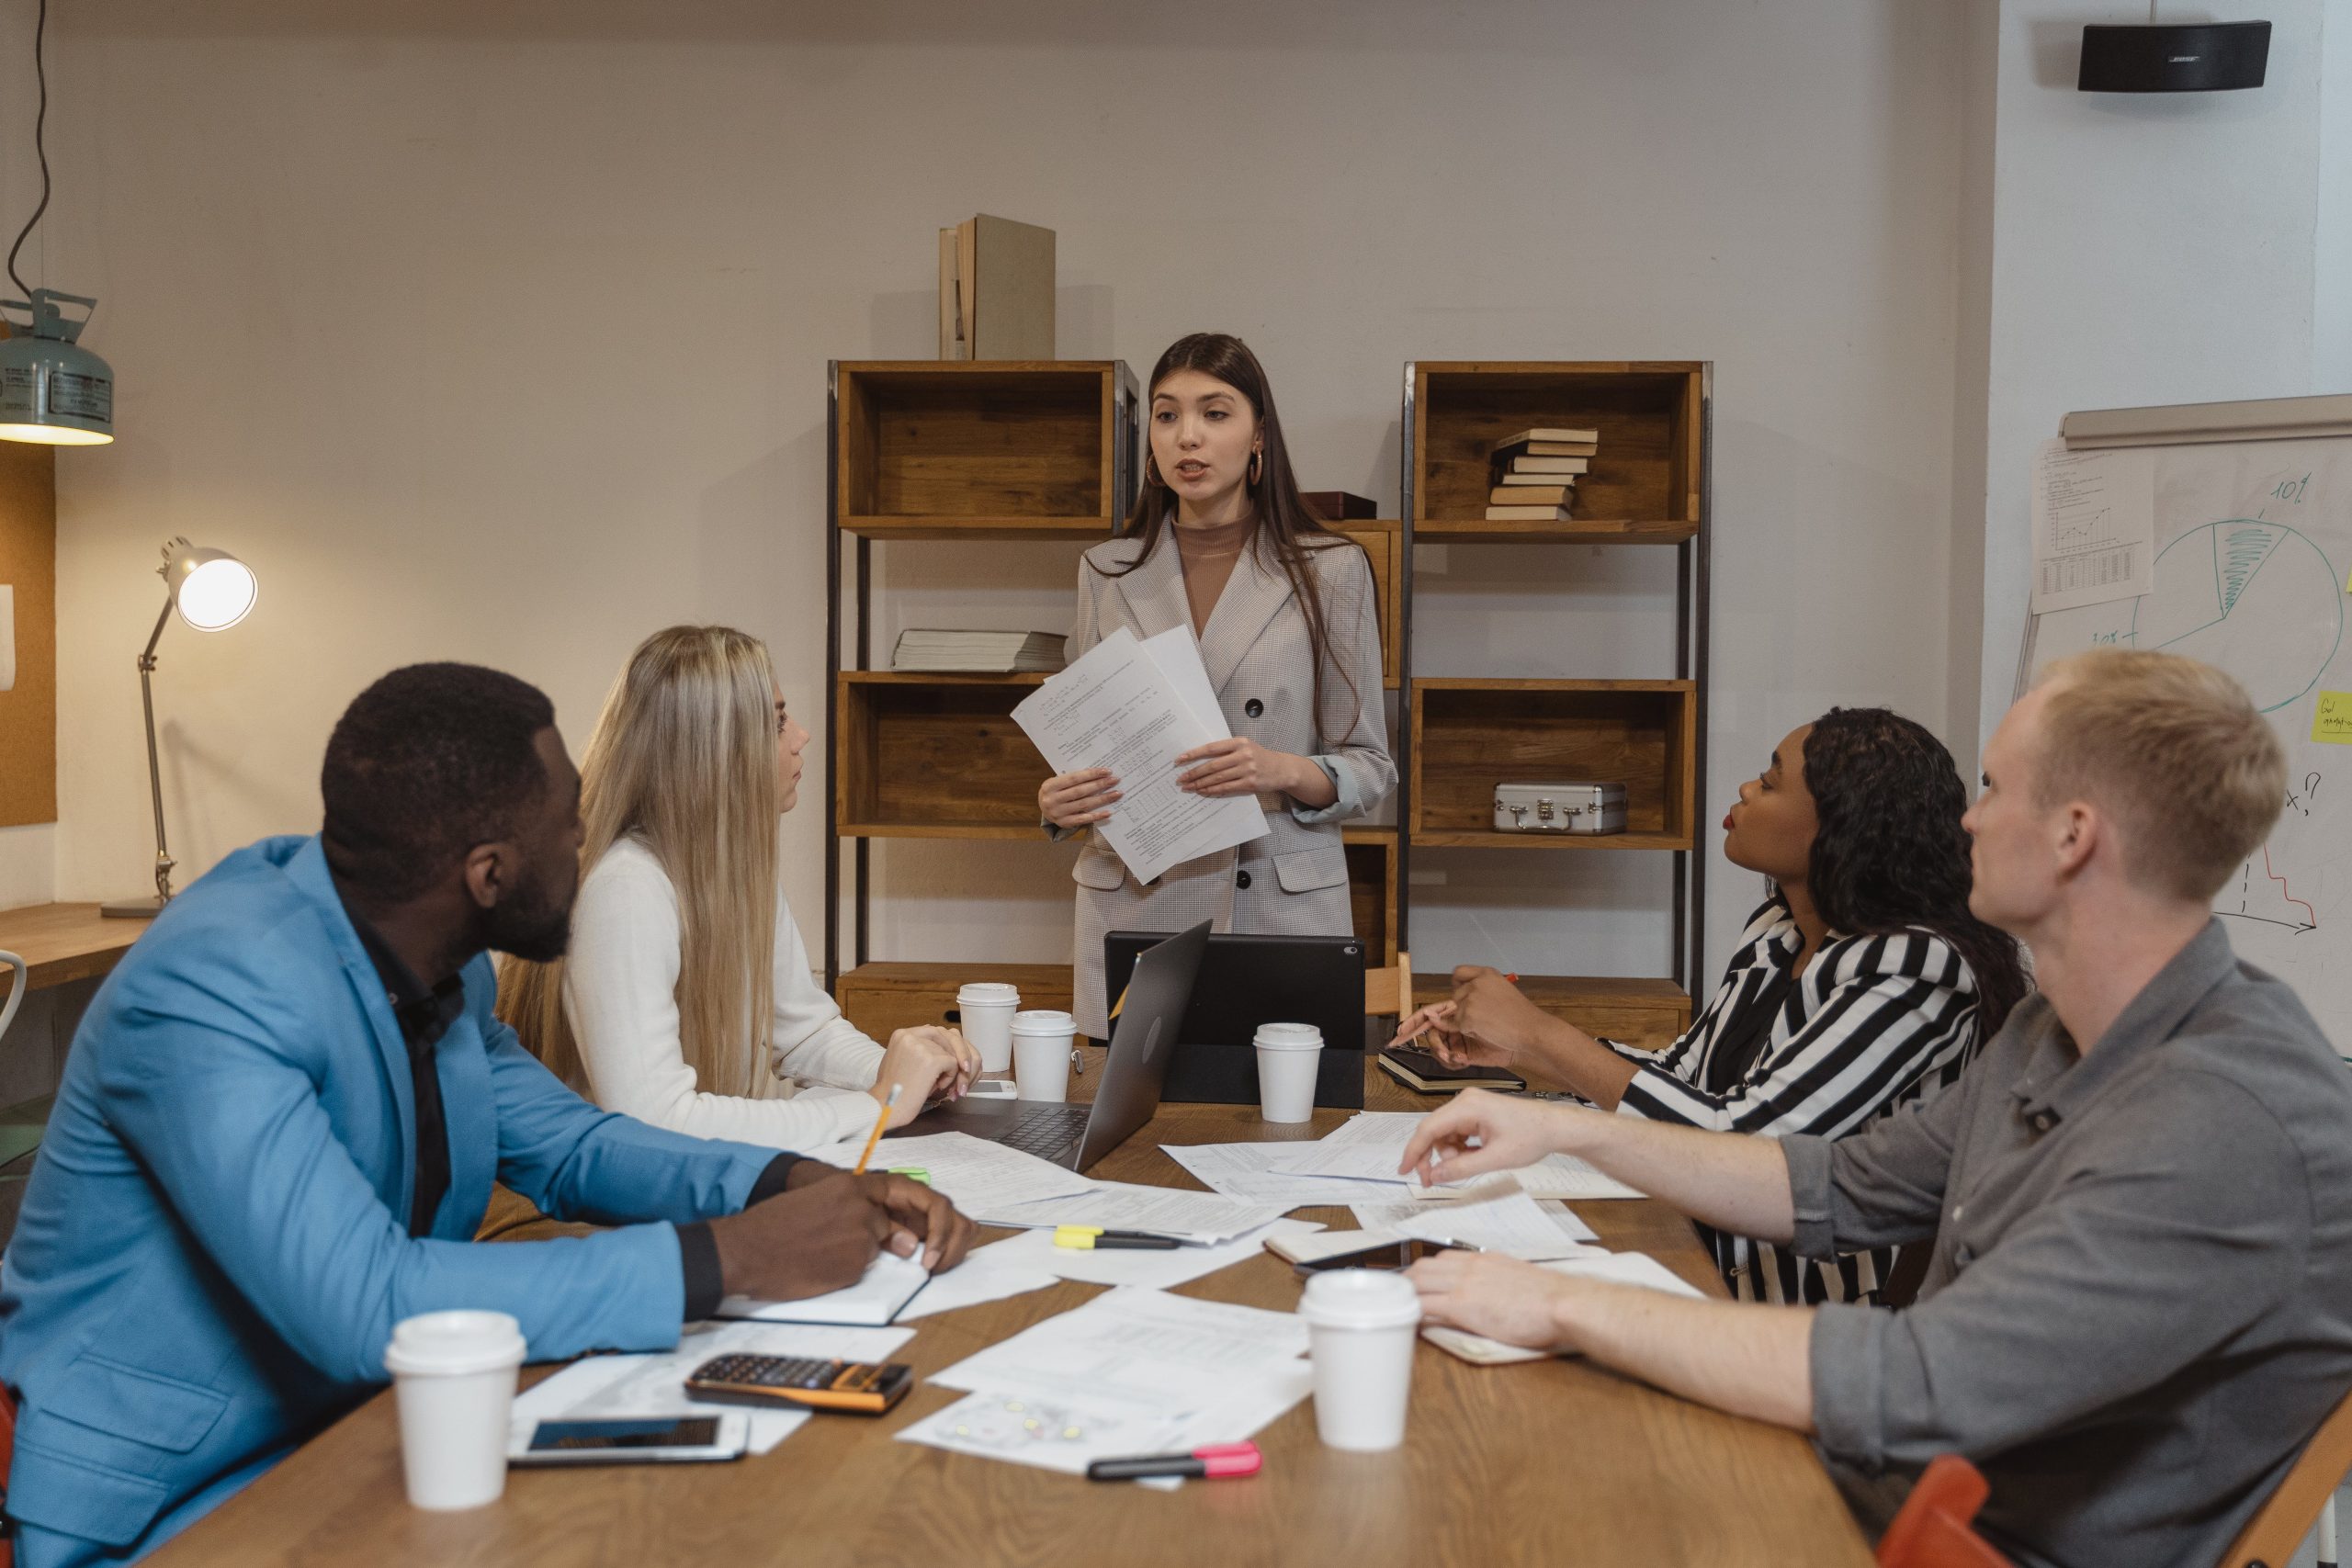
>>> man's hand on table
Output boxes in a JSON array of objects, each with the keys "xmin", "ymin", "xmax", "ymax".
[{"xmin": 707, "ymin": 1163, "xmax": 978, "ymax": 1301}]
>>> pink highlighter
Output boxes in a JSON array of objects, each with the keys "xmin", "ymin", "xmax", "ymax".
[{"xmin": 1085, "ymin": 1441, "xmax": 1263, "ymax": 1482}]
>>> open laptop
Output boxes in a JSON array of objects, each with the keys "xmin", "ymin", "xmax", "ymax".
[
  {"xmin": 884, "ymin": 920, "xmax": 1208, "ymax": 1172},
  {"xmin": 1102, "ymin": 931, "xmax": 1366, "ymax": 1111}
]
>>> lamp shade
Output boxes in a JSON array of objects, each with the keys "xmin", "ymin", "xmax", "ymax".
[
  {"xmin": 162, "ymin": 538, "xmax": 256, "ymax": 631},
  {"xmin": 0, "ymin": 290, "xmax": 114, "ymax": 446}
]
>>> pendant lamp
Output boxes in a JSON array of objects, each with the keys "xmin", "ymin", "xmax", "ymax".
[{"xmin": 1, "ymin": 0, "xmax": 115, "ymax": 446}]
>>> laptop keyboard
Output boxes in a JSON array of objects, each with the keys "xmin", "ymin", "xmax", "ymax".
[{"xmin": 995, "ymin": 1104, "xmax": 1089, "ymax": 1163}]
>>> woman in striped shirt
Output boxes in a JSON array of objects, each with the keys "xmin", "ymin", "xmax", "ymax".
[{"xmin": 1390, "ymin": 707, "xmax": 2028, "ymax": 1303}]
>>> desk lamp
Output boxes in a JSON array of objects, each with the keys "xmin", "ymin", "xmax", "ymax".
[{"xmin": 101, "ymin": 538, "xmax": 258, "ymax": 919}]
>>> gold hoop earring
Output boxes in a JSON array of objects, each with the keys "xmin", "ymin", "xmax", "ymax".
[{"xmin": 1249, "ymin": 450, "xmax": 1263, "ymax": 486}]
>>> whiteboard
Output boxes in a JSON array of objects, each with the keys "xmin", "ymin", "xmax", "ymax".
[{"xmin": 2021, "ymin": 434, "xmax": 2352, "ymax": 1037}]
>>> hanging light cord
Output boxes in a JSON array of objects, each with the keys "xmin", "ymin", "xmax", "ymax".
[{"xmin": 6, "ymin": 0, "xmax": 53, "ymax": 304}]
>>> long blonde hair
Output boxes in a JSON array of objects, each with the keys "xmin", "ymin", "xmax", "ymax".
[{"xmin": 500, "ymin": 626, "xmax": 782, "ymax": 1096}]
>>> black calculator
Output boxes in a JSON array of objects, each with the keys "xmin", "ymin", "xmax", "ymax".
[{"xmin": 684, "ymin": 1353, "xmax": 915, "ymax": 1416}]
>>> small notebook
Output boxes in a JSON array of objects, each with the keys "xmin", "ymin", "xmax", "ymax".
[
  {"xmin": 1377, "ymin": 1046, "xmax": 1525, "ymax": 1095},
  {"xmin": 715, "ymin": 1251, "xmax": 933, "ymax": 1327}
]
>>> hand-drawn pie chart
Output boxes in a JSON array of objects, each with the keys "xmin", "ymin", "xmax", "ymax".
[{"xmin": 2132, "ymin": 520, "xmax": 2344, "ymax": 713}]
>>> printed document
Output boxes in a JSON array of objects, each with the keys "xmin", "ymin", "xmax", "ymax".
[
  {"xmin": 973, "ymin": 1180, "xmax": 1291, "ymax": 1242},
  {"xmin": 1273, "ymin": 1112, "xmax": 1645, "ymax": 1200},
  {"xmin": 809, "ymin": 1129, "xmax": 1097, "ymax": 1212},
  {"xmin": 899, "ymin": 1287, "xmax": 1312, "ymax": 1475},
  {"xmin": 2030, "ymin": 438, "xmax": 2155, "ymax": 614},
  {"xmin": 1419, "ymin": 1252, "xmax": 1705, "ymax": 1366},
  {"xmin": 1160, "ymin": 1141, "xmax": 1408, "ymax": 1207},
  {"xmin": 1348, "ymin": 1189, "xmax": 1598, "ymax": 1257},
  {"xmin": 1012, "ymin": 626, "xmax": 1266, "ymax": 884}
]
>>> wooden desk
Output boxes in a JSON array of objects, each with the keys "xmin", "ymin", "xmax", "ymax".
[
  {"xmin": 0, "ymin": 902, "xmax": 144, "ymax": 999},
  {"xmin": 149, "ymin": 1063, "xmax": 1873, "ymax": 1568}
]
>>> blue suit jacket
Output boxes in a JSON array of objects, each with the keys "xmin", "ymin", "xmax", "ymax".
[{"xmin": 0, "ymin": 836, "xmax": 778, "ymax": 1565}]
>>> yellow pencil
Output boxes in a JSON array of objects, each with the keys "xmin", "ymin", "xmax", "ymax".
[{"xmin": 853, "ymin": 1084, "xmax": 901, "ymax": 1175}]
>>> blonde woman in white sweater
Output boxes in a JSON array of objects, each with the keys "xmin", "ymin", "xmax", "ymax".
[{"xmin": 500, "ymin": 626, "xmax": 978, "ymax": 1150}]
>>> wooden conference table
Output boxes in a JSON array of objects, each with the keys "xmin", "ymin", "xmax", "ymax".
[{"xmin": 150, "ymin": 1056, "xmax": 1873, "ymax": 1568}]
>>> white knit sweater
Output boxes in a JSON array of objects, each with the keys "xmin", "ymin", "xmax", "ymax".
[{"xmin": 560, "ymin": 837, "xmax": 883, "ymax": 1150}]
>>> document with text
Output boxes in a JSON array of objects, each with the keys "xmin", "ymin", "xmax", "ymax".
[{"xmin": 1013, "ymin": 626, "xmax": 1266, "ymax": 885}]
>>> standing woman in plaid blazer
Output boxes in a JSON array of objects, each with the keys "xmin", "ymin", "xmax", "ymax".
[{"xmin": 1040, "ymin": 334, "xmax": 1396, "ymax": 1039}]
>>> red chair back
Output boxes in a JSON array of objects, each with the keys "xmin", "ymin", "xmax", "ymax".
[{"xmin": 1877, "ymin": 1455, "xmax": 2012, "ymax": 1568}]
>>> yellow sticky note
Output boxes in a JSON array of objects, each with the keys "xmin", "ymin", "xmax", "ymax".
[{"xmin": 2313, "ymin": 693, "xmax": 2352, "ymax": 745}]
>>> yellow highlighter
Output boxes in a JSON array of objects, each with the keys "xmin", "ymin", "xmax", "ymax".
[{"xmin": 1053, "ymin": 1225, "xmax": 1180, "ymax": 1251}]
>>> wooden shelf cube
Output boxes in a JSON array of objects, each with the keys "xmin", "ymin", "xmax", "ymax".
[
  {"xmin": 1410, "ymin": 974, "xmax": 1692, "ymax": 1057},
  {"xmin": 834, "ymin": 962, "xmax": 1076, "ymax": 1043},
  {"xmin": 835, "ymin": 361, "xmax": 1135, "ymax": 539},
  {"xmin": 1410, "ymin": 361, "xmax": 1704, "ymax": 536},
  {"xmin": 1409, "ymin": 679, "xmax": 1698, "ymax": 850},
  {"xmin": 835, "ymin": 673, "xmax": 1053, "ymax": 839}
]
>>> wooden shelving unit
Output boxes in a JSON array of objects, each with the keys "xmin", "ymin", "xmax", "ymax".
[
  {"xmin": 821, "ymin": 362, "xmax": 1403, "ymax": 1015},
  {"xmin": 1400, "ymin": 360, "xmax": 1712, "ymax": 1043}
]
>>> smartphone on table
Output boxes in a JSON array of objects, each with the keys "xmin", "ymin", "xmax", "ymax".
[
  {"xmin": 509, "ymin": 1414, "xmax": 750, "ymax": 1466},
  {"xmin": 1292, "ymin": 1237, "xmax": 1471, "ymax": 1274}
]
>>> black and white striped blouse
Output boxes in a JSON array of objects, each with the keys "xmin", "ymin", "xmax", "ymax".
[{"xmin": 1605, "ymin": 895, "xmax": 1984, "ymax": 1304}]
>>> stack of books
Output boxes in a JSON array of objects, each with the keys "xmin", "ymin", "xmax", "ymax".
[
  {"xmin": 891, "ymin": 629, "xmax": 1068, "ymax": 673},
  {"xmin": 1485, "ymin": 427, "xmax": 1599, "ymax": 521}
]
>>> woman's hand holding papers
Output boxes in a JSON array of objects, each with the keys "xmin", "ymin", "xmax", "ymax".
[
  {"xmin": 1040, "ymin": 767, "xmax": 1122, "ymax": 829},
  {"xmin": 710, "ymin": 1168, "xmax": 979, "ymax": 1302},
  {"xmin": 1173, "ymin": 737, "xmax": 1329, "ymax": 805}
]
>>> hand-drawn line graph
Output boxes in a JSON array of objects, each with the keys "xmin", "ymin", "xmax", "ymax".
[
  {"xmin": 2231, "ymin": 845, "xmax": 2320, "ymax": 934},
  {"xmin": 2126, "ymin": 519, "xmax": 2344, "ymax": 713}
]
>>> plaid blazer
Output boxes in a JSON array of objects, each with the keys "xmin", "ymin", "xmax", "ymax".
[{"xmin": 1060, "ymin": 529, "xmax": 1395, "ymax": 1036}]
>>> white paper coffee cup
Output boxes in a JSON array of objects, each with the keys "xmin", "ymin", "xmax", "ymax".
[
  {"xmin": 1298, "ymin": 1270, "xmax": 1421, "ymax": 1451},
  {"xmin": 383, "ymin": 1310, "xmax": 527, "ymax": 1510},
  {"xmin": 956, "ymin": 982, "xmax": 1022, "ymax": 1073},
  {"xmin": 1011, "ymin": 1009, "xmax": 1077, "ymax": 1102},
  {"xmin": 1253, "ymin": 1021, "xmax": 1324, "ymax": 1123}
]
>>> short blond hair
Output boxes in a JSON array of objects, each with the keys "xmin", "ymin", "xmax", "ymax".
[{"xmin": 2031, "ymin": 649, "xmax": 2285, "ymax": 900}]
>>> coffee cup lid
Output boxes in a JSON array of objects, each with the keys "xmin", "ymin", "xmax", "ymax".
[
  {"xmin": 956, "ymin": 982, "xmax": 1021, "ymax": 1004},
  {"xmin": 1254, "ymin": 1021, "xmax": 1324, "ymax": 1051},
  {"xmin": 1298, "ymin": 1269, "xmax": 1422, "ymax": 1330},
  {"xmin": 383, "ymin": 1310, "xmax": 527, "ymax": 1377},
  {"xmin": 1010, "ymin": 1010, "xmax": 1077, "ymax": 1035}
]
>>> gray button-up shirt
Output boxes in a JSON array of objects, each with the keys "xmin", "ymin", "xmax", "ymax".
[{"xmin": 1781, "ymin": 920, "xmax": 2352, "ymax": 1568}]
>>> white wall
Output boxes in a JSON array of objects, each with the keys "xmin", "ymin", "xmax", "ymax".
[
  {"xmin": 6, "ymin": 0, "xmax": 1973, "ymax": 990},
  {"xmin": 1977, "ymin": 0, "xmax": 2331, "ymax": 740}
]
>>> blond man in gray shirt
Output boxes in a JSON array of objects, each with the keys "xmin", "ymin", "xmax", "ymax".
[{"xmin": 1402, "ymin": 649, "xmax": 2352, "ymax": 1568}]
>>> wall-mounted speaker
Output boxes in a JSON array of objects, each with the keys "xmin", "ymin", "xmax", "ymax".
[{"xmin": 2079, "ymin": 21, "xmax": 2270, "ymax": 92}]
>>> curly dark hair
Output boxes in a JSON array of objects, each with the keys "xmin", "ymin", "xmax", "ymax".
[
  {"xmin": 322, "ymin": 663, "xmax": 557, "ymax": 902},
  {"xmin": 1802, "ymin": 708, "xmax": 2030, "ymax": 1037}
]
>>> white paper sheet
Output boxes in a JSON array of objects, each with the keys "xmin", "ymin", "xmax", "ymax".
[
  {"xmin": 809, "ymin": 1129, "xmax": 1098, "ymax": 1213},
  {"xmin": 971, "ymin": 1180, "xmax": 1292, "ymax": 1242},
  {"xmin": 900, "ymin": 1287, "xmax": 1315, "ymax": 1474},
  {"xmin": 1012, "ymin": 626, "xmax": 1266, "ymax": 884},
  {"xmin": 989, "ymin": 1217, "xmax": 1321, "ymax": 1290},
  {"xmin": 1348, "ymin": 1190, "xmax": 1598, "ymax": 1258},
  {"xmin": 1270, "ymin": 1111, "xmax": 1645, "ymax": 1201},
  {"xmin": 1160, "ymin": 1141, "xmax": 1403, "ymax": 1207},
  {"xmin": 2030, "ymin": 438, "xmax": 2156, "ymax": 614},
  {"xmin": 716, "ymin": 1249, "xmax": 933, "ymax": 1325},
  {"xmin": 511, "ymin": 1321, "xmax": 916, "ymax": 1455},
  {"xmin": 894, "ymin": 1235, "xmax": 1065, "ymax": 1322},
  {"xmin": 1418, "ymin": 1250, "xmax": 1706, "ymax": 1366}
]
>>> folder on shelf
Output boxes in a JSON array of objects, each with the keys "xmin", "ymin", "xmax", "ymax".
[{"xmin": 937, "ymin": 215, "xmax": 1055, "ymax": 361}]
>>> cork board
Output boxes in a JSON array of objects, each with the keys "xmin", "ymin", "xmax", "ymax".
[{"xmin": 0, "ymin": 438, "xmax": 58, "ymax": 827}]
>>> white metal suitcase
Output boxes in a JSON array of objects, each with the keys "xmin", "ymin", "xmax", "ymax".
[{"xmin": 1492, "ymin": 781, "xmax": 1627, "ymax": 834}]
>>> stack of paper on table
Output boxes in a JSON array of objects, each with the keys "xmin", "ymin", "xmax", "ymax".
[
  {"xmin": 972, "ymin": 1180, "xmax": 1292, "ymax": 1242},
  {"xmin": 1419, "ymin": 1252, "xmax": 1707, "ymax": 1366},
  {"xmin": 1159, "ymin": 1141, "xmax": 1416, "ymax": 1208},
  {"xmin": 1012, "ymin": 626, "xmax": 1266, "ymax": 885},
  {"xmin": 896, "ymin": 1234, "xmax": 1066, "ymax": 1321},
  {"xmin": 1273, "ymin": 1111, "xmax": 1646, "ymax": 1201},
  {"xmin": 808, "ymin": 1129, "xmax": 1098, "ymax": 1212},
  {"xmin": 512, "ymin": 1320, "xmax": 916, "ymax": 1454},
  {"xmin": 1347, "ymin": 1188, "xmax": 1597, "ymax": 1258},
  {"xmin": 898, "ymin": 1287, "xmax": 1313, "ymax": 1475},
  {"xmin": 989, "ymin": 1217, "xmax": 1323, "ymax": 1291}
]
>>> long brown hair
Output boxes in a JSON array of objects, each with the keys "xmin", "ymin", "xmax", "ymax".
[
  {"xmin": 498, "ymin": 626, "xmax": 783, "ymax": 1097},
  {"xmin": 1097, "ymin": 333, "xmax": 1364, "ymax": 745}
]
